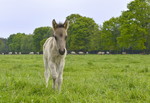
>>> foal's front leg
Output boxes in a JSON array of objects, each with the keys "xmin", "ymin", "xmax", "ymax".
[
  {"xmin": 58, "ymin": 60, "xmax": 65, "ymax": 91},
  {"xmin": 49, "ymin": 62, "xmax": 58, "ymax": 90}
]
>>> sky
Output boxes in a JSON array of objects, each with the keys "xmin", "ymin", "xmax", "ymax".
[{"xmin": 0, "ymin": 0, "xmax": 133, "ymax": 38}]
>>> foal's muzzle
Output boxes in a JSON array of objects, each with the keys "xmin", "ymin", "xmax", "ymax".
[{"xmin": 59, "ymin": 49, "xmax": 65, "ymax": 55}]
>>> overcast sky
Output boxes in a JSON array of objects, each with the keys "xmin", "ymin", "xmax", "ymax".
[{"xmin": 0, "ymin": 0, "xmax": 133, "ymax": 38}]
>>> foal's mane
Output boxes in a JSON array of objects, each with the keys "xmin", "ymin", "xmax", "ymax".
[{"xmin": 56, "ymin": 23, "xmax": 64, "ymax": 28}]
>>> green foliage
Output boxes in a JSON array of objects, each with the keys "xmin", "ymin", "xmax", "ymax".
[
  {"xmin": 101, "ymin": 17, "xmax": 120, "ymax": 50},
  {"xmin": 67, "ymin": 14, "xmax": 100, "ymax": 51},
  {"xmin": 20, "ymin": 35, "xmax": 34, "ymax": 53},
  {"xmin": 7, "ymin": 33, "xmax": 26, "ymax": 52},
  {"xmin": 118, "ymin": 22, "xmax": 147, "ymax": 50},
  {"xmin": 0, "ymin": 55, "xmax": 150, "ymax": 102},
  {"xmin": 33, "ymin": 27, "xmax": 53, "ymax": 52},
  {"xmin": 89, "ymin": 30, "xmax": 101, "ymax": 51},
  {"xmin": 118, "ymin": 0, "xmax": 150, "ymax": 50},
  {"xmin": 7, "ymin": 33, "xmax": 34, "ymax": 53},
  {"xmin": 0, "ymin": 38, "xmax": 8, "ymax": 53}
]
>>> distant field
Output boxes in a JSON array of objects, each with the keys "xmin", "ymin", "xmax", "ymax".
[{"xmin": 0, "ymin": 55, "xmax": 150, "ymax": 103}]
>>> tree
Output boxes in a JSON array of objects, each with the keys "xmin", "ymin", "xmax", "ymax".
[
  {"xmin": 89, "ymin": 28, "xmax": 101, "ymax": 51},
  {"xmin": 66, "ymin": 14, "xmax": 100, "ymax": 51},
  {"xmin": 33, "ymin": 27, "xmax": 53, "ymax": 52},
  {"xmin": 0, "ymin": 38, "xmax": 8, "ymax": 53},
  {"xmin": 21, "ymin": 35, "xmax": 34, "ymax": 53},
  {"xmin": 7, "ymin": 33, "xmax": 25, "ymax": 52},
  {"xmin": 118, "ymin": 0, "xmax": 150, "ymax": 50},
  {"xmin": 101, "ymin": 17, "xmax": 120, "ymax": 51}
]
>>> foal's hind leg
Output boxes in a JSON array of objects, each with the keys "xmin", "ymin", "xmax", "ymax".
[{"xmin": 44, "ymin": 58, "xmax": 50, "ymax": 88}]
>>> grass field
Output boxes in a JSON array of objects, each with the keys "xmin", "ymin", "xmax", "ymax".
[{"xmin": 0, "ymin": 54, "xmax": 150, "ymax": 103}]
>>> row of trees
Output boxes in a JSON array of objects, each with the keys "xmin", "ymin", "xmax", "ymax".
[{"xmin": 0, "ymin": 0, "xmax": 150, "ymax": 54}]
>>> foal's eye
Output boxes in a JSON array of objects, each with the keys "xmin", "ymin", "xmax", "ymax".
[{"xmin": 65, "ymin": 36, "xmax": 67, "ymax": 40}]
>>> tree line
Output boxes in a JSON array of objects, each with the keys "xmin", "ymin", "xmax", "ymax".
[{"xmin": 0, "ymin": 0, "xmax": 150, "ymax": 54}]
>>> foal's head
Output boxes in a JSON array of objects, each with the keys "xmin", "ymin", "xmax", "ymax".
[{"xmin": 52, "ymin": 19, "xmax": 69, "ymax": 55}]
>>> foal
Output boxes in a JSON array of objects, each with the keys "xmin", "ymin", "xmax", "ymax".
[{"xmin": 43, "ymin": 19, "xmax": 69, "ymax": 91}]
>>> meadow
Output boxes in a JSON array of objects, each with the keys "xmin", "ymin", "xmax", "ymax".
[{"xmin": 0, "ymin": 54, "xmax": 150, "ymax": 103}]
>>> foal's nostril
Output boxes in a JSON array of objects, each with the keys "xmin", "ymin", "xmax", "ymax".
[{"xmin": 59, "ymin": 49, "xmax": 65, "ymax": 55}]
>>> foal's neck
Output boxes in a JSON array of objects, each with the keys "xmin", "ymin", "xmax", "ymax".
[{"xmin": 52, "ymin": 37, "xmax": 57, "ymax": 50}]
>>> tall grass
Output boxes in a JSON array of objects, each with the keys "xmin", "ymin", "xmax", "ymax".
[{"xmin": 0, "ymin": 55, "xmax": 150, "ymax": 103}]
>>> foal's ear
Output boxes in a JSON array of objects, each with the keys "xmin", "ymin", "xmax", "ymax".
[
  {"xmin": 52, "ymin": 19, "xmax": 57, "ymax": 30},
  {"xmin": 63, "ymin": 19, "xmax": 69, "ymax": 30}
]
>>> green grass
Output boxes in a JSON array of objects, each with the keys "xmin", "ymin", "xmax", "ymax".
[{"xmin": 0, "ymin": 54, "xmax": 150, "ymax": 103}]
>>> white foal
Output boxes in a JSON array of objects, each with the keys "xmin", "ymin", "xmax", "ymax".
[{"xmin": 43, "ymin": 19, "xmax": 69, "ymax": 91}]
